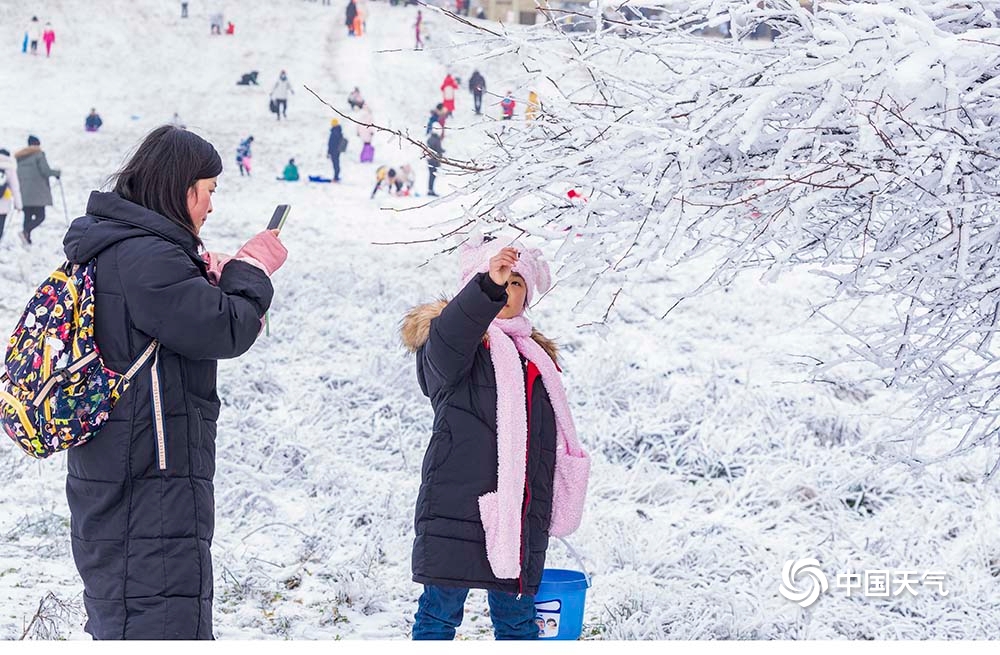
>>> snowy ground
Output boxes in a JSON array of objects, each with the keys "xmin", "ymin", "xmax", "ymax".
[{"xmin": 2, "ymin": 0, "xmax": 1000, "ymax": 642}]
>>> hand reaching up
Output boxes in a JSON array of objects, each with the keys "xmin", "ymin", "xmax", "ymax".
[{"xmin": 488, "ymin": 247, "xmax": 519, "ymax": 286}]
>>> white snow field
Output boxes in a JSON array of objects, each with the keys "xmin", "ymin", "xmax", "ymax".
[{"xmin": 1, "ymin": 0, "xmax": 999, "ymax": 642}]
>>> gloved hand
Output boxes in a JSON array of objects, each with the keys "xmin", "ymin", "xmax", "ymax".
[
  {"xmin": 234, "ymin": 229, "xmax": 287, "ymax": 276},
  {"xmin": 201, "ymin": 251, "xmax": 233, "ymax": 286}
]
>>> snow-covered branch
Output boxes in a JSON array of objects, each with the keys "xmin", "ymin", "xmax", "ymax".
[{"xmin": 434, "ymin": 0, "xmax": 1000, "ymax": 467}]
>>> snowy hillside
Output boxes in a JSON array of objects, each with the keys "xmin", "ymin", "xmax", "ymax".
[{"xmin": 1, "ymin": 0, "xmax": 999, "ymax": 641}]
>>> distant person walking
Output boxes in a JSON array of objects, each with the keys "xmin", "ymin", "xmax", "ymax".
[
  {"xmin": 415, "ymin": 9, "xmax": 424, "ymax": 50},
  {"xmin": 25, "ymin": 16, "xmax": 41, "ymax": 55},
  {"xmin": 468, "ymin": 69, "xmax": 486, "ymax": 115},
  {"xmin": 181, "ymin": 2, "xmax": 189, "ymax": 18},
  {"xmin": 440, "ymin": 73, "xmax": 459, "ymax": 116},
  {"xmin": 426, "ymin": 124, "xmax": 444, "ymax": 197},
  {"xmin": 346, "ymin": 0, "xmax": 358, "ymax": 35},
  {"xmin": 42, "ymin": 23, "xmax": 55, "ymax": 57},
  {"xmin": 236, "ymin": 135, "xmax": 254, "ymax": 176},
  {"xmin": 270, "ymin": 70, "xmax": 293, "ymax": 120},
  {"xmin": 15, "ymin": 135, "xmax": 61, "ymax": 245}
]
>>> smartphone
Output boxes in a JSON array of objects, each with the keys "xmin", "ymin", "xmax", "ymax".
[{"xmin": 267, "ymin": 204, "xmax": 291, "ymax": 232}]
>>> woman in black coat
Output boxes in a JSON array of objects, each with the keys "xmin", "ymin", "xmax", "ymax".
[
  {"xmin": 401, "ymin": 237, "xmax": 588, "ymax": 640},
  {"xmin": 61, "ymin": 126, "xmax": 286, "ymax": 639},
  {"xmin": 346, "ymin": 0, "xmax": 358, "ymax": 34}
]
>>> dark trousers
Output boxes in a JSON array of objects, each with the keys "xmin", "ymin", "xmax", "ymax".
[
  {"xmin": 275, "ymin": 98, "xmax": 288, "ymax": 119},
  {"xmin": 412, "ymin": 585, "xmax": 538, "ymax": 640},
  {"xmin": 0, "ymin": 213, "xmax": 6, "ymax": 240},
  {"xmin": 23, "ymin": 206, "xmax": 45, "ymax": 241},
  {"xmin": 473, "ymin": 92, "xmax": 483, "ymax": 114},
  {"xmin": 330, "ymin": 153, "xmax": 341, "ymax": 181},
  {"xmin": 428, "ymin": 165, "xmax": 438, "ymax": 194}
]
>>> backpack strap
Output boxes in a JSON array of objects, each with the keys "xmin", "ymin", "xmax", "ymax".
[
  {"xmin": 28, "ymin": 339, "xmax": 158, "ymax": 409},
  {"xmin": 31, "ymin": 351, "xmax": 100, "ymax": 408},
  {"xmin": 124, "ymin": 340, "xmax": 159, "ymax": 380},
  {"xmin": 149, "ymin": 343, "xmax": 167, "ymax": 470}
]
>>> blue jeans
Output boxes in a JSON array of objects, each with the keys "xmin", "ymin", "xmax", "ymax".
[{"xmin": 413, "ymin": 585, "xmax": 539, "ymax": 640}]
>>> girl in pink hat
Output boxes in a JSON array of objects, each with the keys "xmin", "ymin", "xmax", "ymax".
[{"xmin": 401, "ymin": 233, "xmax": 589, "ymax": 640}]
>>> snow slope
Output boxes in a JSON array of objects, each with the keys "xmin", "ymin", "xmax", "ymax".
[{"xmin": 1, "ymin": 0, "xmax": 999, "ymax": 641}]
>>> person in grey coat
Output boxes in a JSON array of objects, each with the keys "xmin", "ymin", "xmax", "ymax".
[{"xmin": 14, "ymin": 135, "xmax": 61, "ymax": 245}]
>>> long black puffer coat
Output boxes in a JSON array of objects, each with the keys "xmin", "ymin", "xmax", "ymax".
[
  {"xmin": 401, "ymin": 273, "xmax": 558, "ymax": 596},
  {"xmin": 62, "ymin": 191, "xmax": 273, "ymax": 639}
]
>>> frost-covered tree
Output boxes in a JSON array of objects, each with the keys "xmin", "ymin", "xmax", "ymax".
[{"xmin": 409, "ymin": 0, "xmax": 1000, "ymax": 471}]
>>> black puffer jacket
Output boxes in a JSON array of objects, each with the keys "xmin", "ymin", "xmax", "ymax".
[
  {"xmin": 62, "ymin": 191, "xmax": 273, "ymax": 639},
  {"xmin": 401, "ymin": 274, "xmax": 558, "ymax": 595}
]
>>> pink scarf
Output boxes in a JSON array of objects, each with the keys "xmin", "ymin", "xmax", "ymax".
[{"xmin": 477, "ymin": 315, "xmax": 590, "ymax": 580}]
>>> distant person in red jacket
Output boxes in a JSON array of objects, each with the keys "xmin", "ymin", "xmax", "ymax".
[
  {"xmin": 500, "ymin": 91, "xmax": 515, "ymax": 120},
  {"xmin": 42, "ymin": 23, "xmax": 55, "ymax": 57},
  {"xmin": 440, "ymin": 73, "xmax": 459, "ymax": 116}
]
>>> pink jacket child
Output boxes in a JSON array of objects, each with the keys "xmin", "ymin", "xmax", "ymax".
[
  {"xmin": 402, "ymin": 233, "xmax": 590, "ymax": 602},
  {"xmin": 42, "ymin": 25, "xmax": 55, "ymax": 57},
  {"xmin": 440, "ymin": 74, "xmax": 459, "ymax": 115}
]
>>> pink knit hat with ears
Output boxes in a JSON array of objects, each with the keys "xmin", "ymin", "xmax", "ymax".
[{"xmin": 459, "ymin": 231, "xmax": 552, "ymax": 307}]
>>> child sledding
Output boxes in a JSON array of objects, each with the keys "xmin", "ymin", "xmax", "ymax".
[{"xmin": 236, "ymin": 71, "xmax": 259, "ymax": 86}]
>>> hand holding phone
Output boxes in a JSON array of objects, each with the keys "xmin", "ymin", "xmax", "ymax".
[
  {"xmin": 267, "ymin": 204, "xmax": 291, "ymax": 233},
  {"xmin": 235, "ymin": 230, "xmax": 288, "ymax": 276}
]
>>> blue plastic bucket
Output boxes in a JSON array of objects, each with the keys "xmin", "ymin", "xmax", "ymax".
[{"xmin": 533, "ymin": 568, "xmax": 590, "ymax": 640}]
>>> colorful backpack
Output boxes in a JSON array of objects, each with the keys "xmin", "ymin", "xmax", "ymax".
[{"xmin": 0, "ymin": 261, "xmax": 157, "ymax": 458}]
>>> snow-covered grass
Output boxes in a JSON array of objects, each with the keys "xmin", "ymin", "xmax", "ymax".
[{"xmin": 1, "ymin": 0, "xmax": 999, "ymax": 641}]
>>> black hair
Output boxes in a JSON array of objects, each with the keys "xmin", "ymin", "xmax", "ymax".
[
  {"xmin": 110, "ymin": 125, "xmax": 222, "ymax": 245},
  {"xmin": 0, "ymin": 148, "xmax": 8, "ymax": 156}
]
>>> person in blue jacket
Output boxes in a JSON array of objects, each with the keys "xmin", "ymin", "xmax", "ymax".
[
  {"xmin": 85, "ymin": 108, "xmax": 103, "ymax": 132},
  {"xmin": 61, "ymin": 125, "xmax": 287, "ymax": 639},
  {"xmin": 327, "ymin": 118, "xmax": 343, "ymax": 182}
]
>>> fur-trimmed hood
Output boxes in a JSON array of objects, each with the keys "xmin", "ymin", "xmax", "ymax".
[
  {"xmin": 401, "ymin": 299, "xmax": 558, "ymax": 366},
  {"xmin": 14, "ymin": 145, "xmax": 42, "ymax": 160}
]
